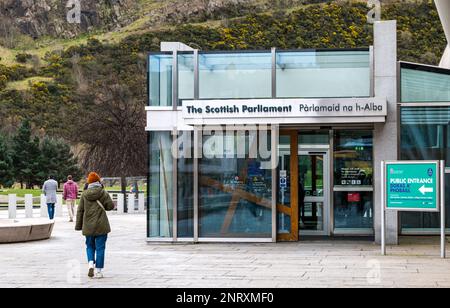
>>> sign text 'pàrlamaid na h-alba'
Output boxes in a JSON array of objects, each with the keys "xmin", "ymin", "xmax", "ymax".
[{"xmin": 182, "ymin": 98, "xmax": 387, "ymax": 120}]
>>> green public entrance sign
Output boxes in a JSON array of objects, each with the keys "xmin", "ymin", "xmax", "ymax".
[
  {"xmin": 385, "ymin": 161, "xmax": 440, "ymax": 212},
  {"xmin": 382, "ymin": 160, "xmax": 445, "ymax": 259}
]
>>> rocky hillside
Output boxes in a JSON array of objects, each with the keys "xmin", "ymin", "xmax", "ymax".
[
  {"xmin": 0, "ymin": 0, "xmax": 138, "ymax": 40},
  {"xmin": 0, "ymin": 0, "xmax": 333, "ymax": 41}
]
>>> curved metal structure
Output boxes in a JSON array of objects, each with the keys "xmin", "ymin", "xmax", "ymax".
[{"xmin": 435, "ymin": 0, "xmax": 450, "ymax": 68}]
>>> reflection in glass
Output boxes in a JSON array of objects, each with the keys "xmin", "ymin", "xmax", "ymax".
[
  {"xmin": 300, "ymin": 202, "xmax": 324, "ymax": 231},
  {"xmin": 333, "ymin": 130, "xmax": 373, "ymax": 231},
  {"xmin": 299, "ymin": 154, "xmax": 324, "ymax": 231},
  {"xmin": 299, "ymin": 155, "xmax": 324, "ymax": 197},
  {"xmin": 334, "ymin": 131, "xmax": 373, "ymax": 186},
  {"xmin": 149, "ymin": 132, "xmax": 173, "ymax": 238},
  {"xmin": 334, "ymin": 192, "xmax": 373, "ymax": 230},
  {"xmin": 199, "ymin": 53, "xmax": 272, "ymax": 99},
  {"xmin": 401, "ymin": 67, "xmax": 450, "ymax": 103},
  {"xmin": 178, "ymin": 53, "xmax": 194, "ymax": 104},
  {"xmin": 298, "ymin": 132, "xmax": 329, "ymax": 145},
  {"xmin": 177, "ymin": 131, "xmax": 194, "ymax": 238},
  {"xmin": 149, "ymin": 54, "xmax": 173, "ymax": 106},
  {"xmin": 401, "ymin": 107, "xmax": 450, "ymax": 231},
  {"xmin": 276, "ymin": 50, "xmax": 370, "ymax": 98},
  {"xmin": 199, "ymin": 131, "xmax": 272, "ymax": 238}
]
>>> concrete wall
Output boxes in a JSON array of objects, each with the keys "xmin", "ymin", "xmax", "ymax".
[
  {"xmin": 440, "ymin": 45, "xmax": 450, "ymax": 69},
  {"xmin": 373, "ymin": 21, "xmax": 398, "ymax": 245}
]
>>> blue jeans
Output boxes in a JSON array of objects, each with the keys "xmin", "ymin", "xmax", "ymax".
[
  {"xmin": 47, "ymin": 203, "xmax": 55, "ymax": 220},
  {"xmin": 85, "ymin": 235, "xmax": 108, "ymax": 269}
]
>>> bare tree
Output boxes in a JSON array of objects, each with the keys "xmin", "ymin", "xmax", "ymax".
[{"xmin": 71, "ymin": 74, "xmax": 147, "ymax": 196}]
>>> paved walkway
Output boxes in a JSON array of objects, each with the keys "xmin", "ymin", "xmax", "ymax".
[{"xmin": 1, "ymin": 214, "xmax": 450, "ymax": 288}]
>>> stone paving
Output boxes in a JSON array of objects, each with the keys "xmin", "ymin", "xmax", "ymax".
[{"xmin": 1, "ymin": 213, "xmax": 450, "ymax": 288}]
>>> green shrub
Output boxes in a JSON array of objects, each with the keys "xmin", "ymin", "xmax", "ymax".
[
  {"xmin": 15, "ymin": 53, "xmax": 33, "ymax": 63},
  {"xmin": 0, "ymin": 75, "xmax": 7, "ymax": 90}
]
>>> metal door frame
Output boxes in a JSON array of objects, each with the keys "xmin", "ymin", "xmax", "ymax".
[
  {"xmin": 277, "ymin": 131, "xmax": 299, "ymax": 241},
  {"xmin": 298, "ymin": 148, "xmax": 331, "ymax": 236}
]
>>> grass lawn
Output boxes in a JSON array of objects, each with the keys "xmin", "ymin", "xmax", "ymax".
[{"xmin": 0, "ymin": 189, "xmax": 42, "ymax": 197}]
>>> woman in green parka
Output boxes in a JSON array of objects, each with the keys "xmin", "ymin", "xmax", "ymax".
[{"xmin": 75, "ymin": 172, "xmax": 114, "ymax": 279}]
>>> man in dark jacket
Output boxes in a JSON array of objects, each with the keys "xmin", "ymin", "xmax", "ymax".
[{"xmin": 75, "ymin": 172, "xmax": 114, "ymax": 279}]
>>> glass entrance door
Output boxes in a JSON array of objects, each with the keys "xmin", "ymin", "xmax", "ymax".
[
  {"xmin": 299, "ymin": 151, "xmax": 330, "ymax": 236},
  {"xmin": 277, "ymin": 131, "xmax": 331, "ymax": 241}
]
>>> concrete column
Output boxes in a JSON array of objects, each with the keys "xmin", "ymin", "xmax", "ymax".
[
  {"xmin": 435, "ymin": 0, "xmax": 450, "ymax": 43},
  {"xmin": 128, "ymin": 194, "xmax": 135, "ymax": 214},
  {"xmin": 138, "ymin": 193, "xmax": 145, "ymax": 214},
  {"xmin": 8, "ymin": 194, "xmax": 17, "ymax": 219},
  {"xmin": 440, "ymin": 45, "xmax": 450, "ymax": 69},
  {"xmin": 25, "ymin": 194, "xmax": 33, "ymax": 218},
  {"xmin": 373, "ymin": 20, "xmax": 399, "ymax": 245},
  {"xmin": 55, "ymin": 194, "xmax": 63, "ymax": 217},
  {"xmin": 116, "ymin": 193, "xmax": 124, "ymax": 214},
  {"xmin": 40, "ymin": 194, "xmax": 47, "ymax": 218}
]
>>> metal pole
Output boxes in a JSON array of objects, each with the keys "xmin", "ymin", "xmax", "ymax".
[
  {"xmin": 271, "ymin": 47, "xmax": 277, "ymax": 99},
  {"xmin": 441, "ymin": 160, "xmax": 446, "ymax": 259},
  {"xmin": 271, "ymin": 125, "xmax": 277, "ymax": 243},
  {"xmin": 193, "ymin": 126, "xmax": 199, "ymax": 243},
  {"xmin": 172, "ymin": 128, "xmax": 178, "ymax": 242},
  {"xmin": 194, "ymin": 49, "xmax": 199, "ymax": 100},
  {"xmin": 381, "ymin": 161, "xmax": 386, "ymax": 256},
  {"xmin": 172, "ymin": 50, "xmax": 178, "ymax": 110}
]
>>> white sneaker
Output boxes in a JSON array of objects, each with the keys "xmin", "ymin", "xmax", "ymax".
[{"xmin": 95, "ymin": 269, "xmax": 104, "ymax": 279}]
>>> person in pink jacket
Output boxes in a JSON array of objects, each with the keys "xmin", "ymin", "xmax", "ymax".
[{"xmin": 63, "ymin": 175, "xmax": 79, "ymax": 222}]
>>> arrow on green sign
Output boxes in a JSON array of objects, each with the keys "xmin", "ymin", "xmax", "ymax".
[{"xmin": 419, "ymin": 185, "xmax": 434, "ymax": 195}]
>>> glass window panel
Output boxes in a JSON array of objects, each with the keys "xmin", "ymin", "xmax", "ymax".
[
  {"xmin": 299, "ymin": 202, "xmax": 324, "ymax": 231},
  {"xmin": 149, "ymin": 54, "xmax": 173, "ymax": 106},
  {"xmin": 149, "ymin": 132, "xmax": 173, "ymax": 238},
  {"xmin": 177, "ymin": 131, "xmax": 194, "ymax": 238},
  {"xmin": 178, "ymin": 53, "xmax": 195, "ymax": 104},
  {"xmin": 402, "ymin": 174, "xmax": 450, "ymax": 232},
  {"xmin": 199, "ymin": 53, "xmax": 272, "ymax": 99},
  {"xmin": 298, "ymin": 132, "xmax": 329, "ymax": 145},
  {"xmin": 277, "ymin": 212, "xmax": 291, "ymax": 235},
  {"xmin": 334, "ymin": 131, "xmax": 373, "ymax": 187},
  {"xmin": 199, "ymin": 130, "xmax": 272, "ymax": 238},
  {"xmin": 401, "ymin": 67, "xmax": 450, "ymax": 103},
  {"xmin": 334, "ymin": 191, "xmax": 373, "ymax": 230},
  {"xmin": 276, "ymin": 51, "xmax": 370, "ymax": 98},
  {"xmin": 299, "ymin": 155, "xmax": 324, "ymax": 197},
  {"xmin": 333, "ymin": 130, "xmax": 373, "ymax": 231},
  {"xmin": 299, "ymin": 151, "xmax": 326, "ymax": 232},
  {"xmin": 400, "ymin": 107, "xmax": 450, "ymax": 232}
]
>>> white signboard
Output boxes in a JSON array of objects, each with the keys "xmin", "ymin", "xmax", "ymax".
[{"xmin": 182, "ymin": 98, "xmax": 387, "ymax": 122}]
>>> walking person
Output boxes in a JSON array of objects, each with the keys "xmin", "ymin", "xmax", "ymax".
[
  {"xmin": 42, "ymin": 175, "xmax": 58, "ymax": 220},
  {"xmin": 75, "ymin": 172, "xmax": 114, "ymax": 279},
  {"xmin": 63, "ymin": 175, "xmax": 79, "ymax": 222}
]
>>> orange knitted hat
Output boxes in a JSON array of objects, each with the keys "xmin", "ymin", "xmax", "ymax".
[{"xmin": 87, "ymin": 172, "xmax": 101, "ymax": 184}]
